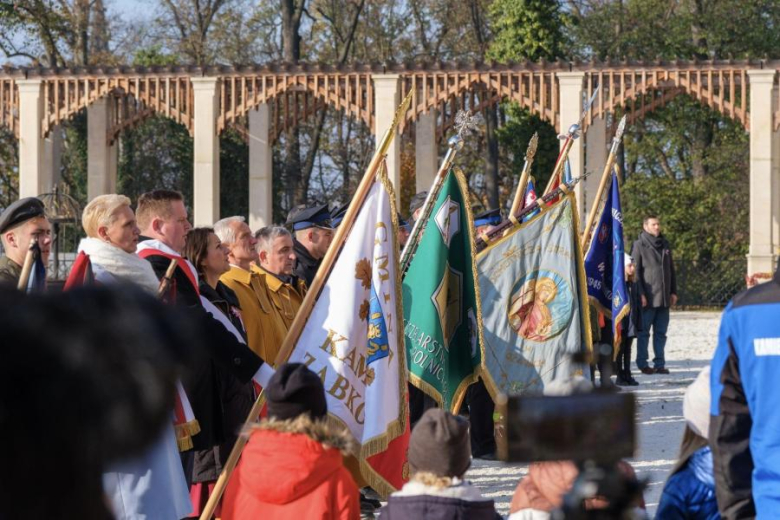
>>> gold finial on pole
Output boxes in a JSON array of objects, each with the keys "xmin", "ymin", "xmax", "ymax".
[{"xmin": 509, "ymin": 132, "xmax": 539, "ymax": 217}]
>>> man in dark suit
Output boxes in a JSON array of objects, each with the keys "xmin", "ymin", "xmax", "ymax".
[{"xmin": 135, "ymin": 189, "xmax": 274, "ymax": 483}]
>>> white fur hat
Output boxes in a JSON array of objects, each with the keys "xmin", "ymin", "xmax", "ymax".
[{"xmin": 624, "ymin": 253, "xmax": 634, "ymax": 267}]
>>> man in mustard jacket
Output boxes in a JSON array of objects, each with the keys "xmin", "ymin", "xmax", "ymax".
[
  {"xmin": 252, "ymin": 226, "xmax": 307, "ymax": 356},
  {"xmin": 214, "ymin": 217, "xmax": 282, "ymax": 365}
]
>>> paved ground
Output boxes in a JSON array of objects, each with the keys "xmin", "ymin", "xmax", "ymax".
[{"xmin": 465, "ymin": 311, "xmax": 722, "ymax": 517}]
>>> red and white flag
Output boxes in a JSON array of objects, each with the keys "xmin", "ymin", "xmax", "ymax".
[{"xmin": 284, "ymin": 164, "xmax": 409, "ymax": 497}]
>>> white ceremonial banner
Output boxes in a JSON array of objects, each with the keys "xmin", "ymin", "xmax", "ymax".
[{"xmin": 286, "ymin": 168, "xmax": 408, "ymax": 493}]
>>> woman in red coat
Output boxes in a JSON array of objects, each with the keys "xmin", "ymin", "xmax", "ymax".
[{"xmin": 222, "ymin": 363, "xmax": 360, "ymax": 520}]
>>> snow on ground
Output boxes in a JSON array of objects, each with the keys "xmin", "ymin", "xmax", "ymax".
[{"xmin": 465, "ymin": 310, "xmax": 722, "ymax": 517}]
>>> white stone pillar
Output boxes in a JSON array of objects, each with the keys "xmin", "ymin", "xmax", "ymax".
[
  {"xmin": 584, "ymin": 116, "xmax": 608, "ymax": 218},
  {"xmin": 373, "ymin": 74, "xmax": 401, "ymax": 201},
  {"xmin": 773, "ymin": 84, "xmax": 780, "ymax": 259},
  {"xmin": 87, "ymin": 98, "xmax": 118, "ymax": 200},
  {"xmin": 556, "ymin": 72, "xmax": 586, "ymax": 224},
  {"xmin": 191, "ymin": 77, "xmax": 220, "ymax": 226},
  {"xmin": 415, "ymin": 110, "xmax": 438, "ymax": 193},
  {"xmin": 747, "ymin": 70, "xmax": 777, "ymax": 274},
  {"xmin": 41, "ymin": 125, "xmax": 63, "ymax": 192},
  {"xmin": 17, "ymin": 79, "xmax": 44, "ymax": 198},
  {"xmin": 248, "ymin": 103, "xmax": 273, "ymax": 230}
]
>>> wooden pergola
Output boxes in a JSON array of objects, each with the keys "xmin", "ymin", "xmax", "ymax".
[{"xmin": 0, "ymin": 59, "xmax": 775, "ymax": 273}]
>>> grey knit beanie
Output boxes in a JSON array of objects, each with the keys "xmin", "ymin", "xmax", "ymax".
[{"xmin": 408, "ymin": 408, "xmax": 471, "ymax": 478}]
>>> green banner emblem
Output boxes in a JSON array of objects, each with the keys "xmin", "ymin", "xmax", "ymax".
[{"xmin": 403, "ymin": 170, "xmax": 483, "ymax": 412}]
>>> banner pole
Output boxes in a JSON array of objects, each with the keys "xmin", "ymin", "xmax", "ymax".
[
  {"xmin": 508, "ymin": 132, "xmax": 539, "ymax": 220},
  {"xmin": 581, "ymin": 115, "xmax": 627, "ymax": 251},
  {"xmin": 16, "ymin": 237, "xmax": 38, "ymax": 292},
  {"xmin": 198, "ymin": 92, "xmax": 413, "ymax": 520}
]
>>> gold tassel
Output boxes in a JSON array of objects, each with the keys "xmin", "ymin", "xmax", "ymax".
[{"xmin": 175, "ymin": 419, "xmax": 201, "ymax": 452}]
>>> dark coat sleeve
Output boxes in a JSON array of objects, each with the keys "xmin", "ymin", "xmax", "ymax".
[
  {"xmin": 631, "ymin": 240, "xmax": 647, "ymax": 300},
  {"xmin": 709, "ymin": 338, "xmax": 755, "ymax": 520},
  {"xmin": 146, "ymin": 255, "xmax": 264, "ymax": 383}
]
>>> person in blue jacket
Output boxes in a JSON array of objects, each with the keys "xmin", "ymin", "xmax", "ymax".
[
  {"xmin": 656, "ymin": 367, "xmax": 719, "ymax": 519},
  {"xmin": 709, "ymin": 268, "xmax": 780, "ymax": 519}
]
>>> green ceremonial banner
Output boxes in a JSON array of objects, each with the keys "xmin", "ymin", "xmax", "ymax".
[
  {"xmin": 402, "ymin": 169, "xmax": 484, "ymax": 412},
  {"xmin": 477, "ymin": 192, "xmax": 592, "ymax": 398}
]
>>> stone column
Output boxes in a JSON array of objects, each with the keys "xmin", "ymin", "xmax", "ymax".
[
  {"xmin": 415, "ymin": 110, "xmax": 438, "ymax": 193},
  {"xmin": 17, "ymin": 79, "xmax": 44, "ymax": 198},
  {"xmin": 373, "ymin": 74, "xmax": 401, "ymax": 201},
  {"xmin": 248, "ymin": 103, "xmax": 273, "ymax": 230},
  {"xmin": 584, "ymin": 116, "xmax": 608, "ymax": 218},
  {"xmin": 747, "ymin": 70, "xmax": 777, "ymax": 275},
  {"xmin": 556, "ymin": 72, "xmax": 586, "ymax": 224},
  {"xmin": 87, "ymin": 97, "xmax": 118, "ymax": 200},
  {"xmin": 41, "ymin": 125, "xmax": 63, "ymax": 192},
  {"xmin": 191, "ymin": 77, "xmax": 220, "ymax": 226},
  {"xmin": 773, "ymin": 84, "xmax": 780, "ymax": 260}
]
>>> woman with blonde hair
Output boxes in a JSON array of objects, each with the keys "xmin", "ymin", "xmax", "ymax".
[{"xmin": 67, "ymin": 194, "xmax": 159, "ymax": 293}]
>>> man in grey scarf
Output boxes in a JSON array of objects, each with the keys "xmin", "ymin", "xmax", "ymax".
[{"xmin": 631, "ymin": 215, "xmax": 677, "ymax": 375}]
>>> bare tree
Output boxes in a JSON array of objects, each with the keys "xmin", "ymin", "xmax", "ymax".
[{"xmin": 159, "ymin": 0, "xmax": 230, "ymax": 66}]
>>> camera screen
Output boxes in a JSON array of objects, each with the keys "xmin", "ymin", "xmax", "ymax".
[{"xmin": 497, "ymin": 392, "xmax": 636, "ymax": 463}]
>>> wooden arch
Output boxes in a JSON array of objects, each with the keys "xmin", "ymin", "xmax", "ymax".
[
  {"xmin": 0, "ymin": 78, "xmax": 18, "ymax": 138},
  {"xmin": 216, "ymin": 64, "xmax": 376, "ymax": 143},
  {"xmin": 2, "ymin": 60, "xmax": 780, "ymax": 146},
  {"xmin": 581, "ymin": 62, "xmax": 751, "ymax": 129},
  {"xmin": 399, "ymin": 62, "xmax": 561, "ymax": 140},
  {"xmin": 36, "ymin": 69, "xmax": 194, "ymax": 137}
]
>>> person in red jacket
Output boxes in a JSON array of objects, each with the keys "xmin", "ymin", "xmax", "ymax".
[{"xmin": 222, "ymin": 362, "xmax": 360, "ymax": 520}]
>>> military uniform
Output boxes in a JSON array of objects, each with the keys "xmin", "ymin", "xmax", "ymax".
[
  {"xmin": 292, "ymin": 239, "xmax": 321, "ymax": 287},
  {"xmin": 0, "ymin": 256, "xmax": 21, "ymax": 285},
  {"xmin": 220, "ymin": 265, "xmax": 305, "ymax": 366},
  {"xmin": 286, "ymin": 204, "xmax": 333, "ymax": 287},
  {"xmin": 0, "ymin": 197, "xmax": 48, "ymax": 287}
]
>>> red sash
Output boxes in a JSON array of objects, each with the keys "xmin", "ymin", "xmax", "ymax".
[
  {"xmin": 137, "ymin": 247, "xmax": 202, "ymax": 451},
  {"xmin": 137, "ymin": 248, "xmax": 200, "ymax": 298}
]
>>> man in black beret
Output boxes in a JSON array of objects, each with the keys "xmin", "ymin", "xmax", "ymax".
[
  {"xmin": 285, "ymin": 204, "xmax": 334, "ymax": 287},
  {"xmin": 0, "ymin": 197, "xmax": 51, "ymax": 285}
]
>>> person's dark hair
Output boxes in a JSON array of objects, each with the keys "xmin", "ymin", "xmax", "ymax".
[
  {"xmin": 643, "ymin": 215, "xmax": 659, "ymax": 225},
  {"xmin": 0, "ymin": 285, "xmax": 200, "ymax": 519},
  {"xmin": 183, "ymin": 227, "xmax": 215, "ymax": 278}
]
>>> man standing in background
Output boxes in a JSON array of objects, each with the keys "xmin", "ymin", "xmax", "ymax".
[{"xmin": 632, "ymin": 215, "xmax": 677, "ymax": 375}]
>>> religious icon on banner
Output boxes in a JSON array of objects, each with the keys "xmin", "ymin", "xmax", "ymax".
[{"xmin": 508, "ymin": 270, "xmax": 574, "ymax": 342}]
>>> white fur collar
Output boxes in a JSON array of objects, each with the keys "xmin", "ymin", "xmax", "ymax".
[
  {"xmin": 392, "ymin": 478, "xmax": 488, "ymax": 502},
  {"xmin": 79, "ymin": 238, "xmax": 160, "ymax": 294}
]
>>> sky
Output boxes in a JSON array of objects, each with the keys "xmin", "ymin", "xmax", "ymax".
[{"xmin": 108, "ymin": 0, "xmax": 154, "ymax": 22}]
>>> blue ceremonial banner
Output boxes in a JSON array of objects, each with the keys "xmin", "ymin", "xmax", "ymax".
[
  {"xmin": 563, "ymin": 157, "xmax": 573, "ymax": 184},
  {"xmin": 583, "ymin": 169, "xmax": 629, "ymax": 348},
  {"xmin": 26, "ymin": 241, "xmax": 46, "ymax": 293},
  {"xmin": 477, "ymin": 193, "xmax": 592, "ymax": 396}
]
